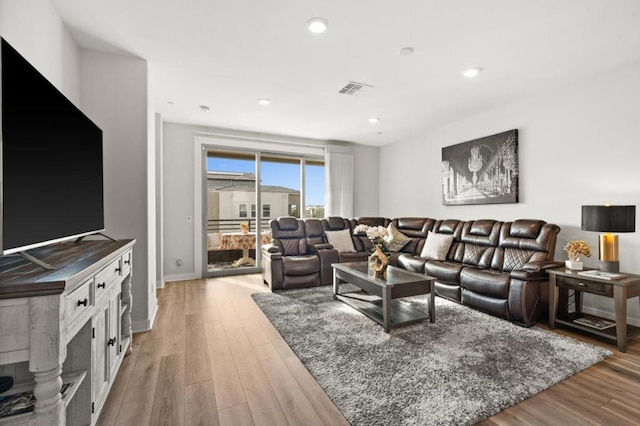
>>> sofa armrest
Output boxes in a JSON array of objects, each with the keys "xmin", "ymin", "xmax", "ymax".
[
  {"xmin": 522, "ymin": 260, "xmax": 564, "ymax": 273},
  {"xmin": 317, "ymin": 249, "xmax": 339, "ymax": 285},
  {"xmin": 261, "ymin": 244, "xmax": 282, "ymax": 260},
  {"xmin": 511, "ymin": 260, "xmax": 564, "ymax": 281},
  {"xmin": 310, "ymin": 243, "xmax": 334, "ymax": 252},
  {"xmin": 261, "ymin": 244, "xmax": 283, "ymax": 290}
]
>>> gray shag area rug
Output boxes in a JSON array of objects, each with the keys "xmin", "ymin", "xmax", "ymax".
[{"xmin": 252, "ymin": 286, "xmax": 612, "ymax": 426}]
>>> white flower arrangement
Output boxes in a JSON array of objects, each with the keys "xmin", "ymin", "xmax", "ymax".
[{"xmin": 353, "ymin": 224, "xmax": 388, "ymax": 244}]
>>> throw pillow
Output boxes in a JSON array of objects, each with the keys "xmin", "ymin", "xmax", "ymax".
[
  {"xmin": 420, "ymin": 231, "xmax": 454, "ymax": 260},
  {"xmin": 325, "ymin": 229, "xmax": 356, "ymax": 253},
  {"xmin": 384, "ymin": 224, "xmax": 411, "ymax": 252}
]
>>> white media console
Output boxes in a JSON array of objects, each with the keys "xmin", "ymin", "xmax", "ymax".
[{"xmin": 0, "ymin": 239, "xmax": 135, "ymax": 425}]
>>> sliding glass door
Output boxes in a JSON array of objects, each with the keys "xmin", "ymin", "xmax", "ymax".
[
  {"xmin": 203, "ymin": 148, "xmax": 324, "ymax": 277},
  {"xmin": 205, "ymin": 150, "xmax": 261, "ymax": 275}
]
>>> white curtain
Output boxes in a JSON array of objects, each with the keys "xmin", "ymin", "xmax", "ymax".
[{"xmin": 326, "ymin": 146, "xmax": 354, "ymax": 218}]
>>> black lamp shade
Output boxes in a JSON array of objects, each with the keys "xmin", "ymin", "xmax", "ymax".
[{"xmin": 581, "ymin": 205, "xmax": 636, "ymax": 233}]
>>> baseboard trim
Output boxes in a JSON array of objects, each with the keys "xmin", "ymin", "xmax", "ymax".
[
  {"xmin": 132, "ymin": 303, "xmax": 158, "ymax": 333},
  {"xmin": 156, "ymin": 279, "xmax": 165, "ymax": 289},
  {"xmin": 164, "ymin": 272, "xmax": 197, "ymax": 282}
]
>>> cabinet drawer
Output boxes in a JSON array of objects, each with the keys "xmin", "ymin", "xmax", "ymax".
[
  {"xmin": 95, "ymin": 258, "xmax": 122, "ymax": 299},
  {"xmin": 557, "ymin": 276, "xmax": 613, "ymax": 297},
  {"xmin": 121, "ymin": 250, "xmax": 132, "ymax": 277},
  {"xmin": 66, "ymin": 278, "xmax": 92, "ymax": 326}
]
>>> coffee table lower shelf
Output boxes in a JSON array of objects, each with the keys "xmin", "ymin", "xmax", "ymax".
[{"xmin": 337, "ymin": 291, "xmax": 430, "ymax": 330}]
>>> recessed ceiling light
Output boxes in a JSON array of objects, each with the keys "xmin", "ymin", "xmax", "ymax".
[
  {"xmin": 199, "ymin": 105, "xmax": 210, "ymax": 112},
  {"xmin": 369, "ymin": 117, "xmax": 380, "ymax": 124},
  {"xmin": 462, "ymin": 67, "xmax": 482, "ymax": 78},
  {"xmin": 307, "ymin": 17, "xmax": 328, "ymax": 34},
  {"xmin": 257, "ymin": 98, "xmax": 271, "ymax": 106},
  {"xmin": 399, "ymin": 47, "xmax": 414, "ymax": 56}
]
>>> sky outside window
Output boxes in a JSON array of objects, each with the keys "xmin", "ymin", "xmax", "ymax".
[{"xmin": 208, "ymin": 157, "xmax": 325, "ymax": 205}]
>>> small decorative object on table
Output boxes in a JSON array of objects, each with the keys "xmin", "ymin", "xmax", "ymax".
[
  {"xmin": 240, "ymin": 221, "xmax": 249, "ymax": 235},
  {"xmin": 353, "ymin": 224, "xmax": 389, "ymax": 277},
  {"xmin": 563, "ymin": 240, "xmax": 591, "ymax": 270},
  {"xmin": 369, "ymin": 243, "xmax": 388, "ymax": 277}
]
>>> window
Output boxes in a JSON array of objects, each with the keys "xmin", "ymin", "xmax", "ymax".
[
  {"xmin": 304, "ymin": 160, "xmax": 325, "ymax": 218},
  {"xmin": 262, "ymin": 204, "xmax": 271, "ymax": 217},
  {"xmin": 251, "ymin": 204, "xmax": 256, "ymax": 218},
  {"xmin": 239, "ymin": 203, "xmax": 247, "ymax": 218},
  {"xmin": 289, "ymin": 204, "xmax": 298, "ymax": 217}
]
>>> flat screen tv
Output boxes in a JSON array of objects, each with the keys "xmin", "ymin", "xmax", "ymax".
[{"xmin": 0, "ymin": 38, "xmax": 104, "ymax": 255}]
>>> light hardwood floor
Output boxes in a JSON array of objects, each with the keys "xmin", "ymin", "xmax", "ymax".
[{"xmin": 97, "ymin": 275, "xmax": 640, "ymax": 426}]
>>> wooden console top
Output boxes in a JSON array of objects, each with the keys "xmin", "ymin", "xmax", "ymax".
[{"xmin": 0, "ymin": 239, "xmax": 135, "ymax": 299}]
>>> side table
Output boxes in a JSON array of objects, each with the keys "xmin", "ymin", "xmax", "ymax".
[{"xmin": 548, "ymin": 267, "xmax": 640, "ymax": 352}]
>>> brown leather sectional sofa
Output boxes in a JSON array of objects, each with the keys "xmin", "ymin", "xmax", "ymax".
[{"xmin": 261, "ymin": 216, "xmax": 562, "ymax": 326}]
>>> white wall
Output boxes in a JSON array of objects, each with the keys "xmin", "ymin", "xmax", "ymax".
[
  {"xmin": 380, "ymin": 61, "xmax": 640, "ymax": 324},
  {"xmin": 0, "ymin": 0, "xmax": 79, "ymax": 103},
  {"xmin": 80, "ymin": 50, "xmax": 157, "ymax": 331},
  {"xmin": 162, "ymin": 122, "xmax": 380, "ymax": 280},
  {"xmin": 353, "ymin": 144, "xmax": 380, "ymax": 216},
  {"xmin": 0, "ymin": 0, "xmax": 157, "ymax": 331}
]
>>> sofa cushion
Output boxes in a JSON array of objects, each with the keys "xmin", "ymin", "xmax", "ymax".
[
  {"xmin": 460, "ymin": 267, "xmax": 510, "ymax": 299},
  {"xmin": 325, "ymin": 229, "xmax": 356, "ymax": 253},
  {"xmin": 397, "ymin": 254, "xmax": 427, "ymax": 273},
  {"xmin": 385, "ymin": 223, "xmax": 411, "ymax": 252},
  {"xmin": 425, "ymin": 260, "xmax": 464, "ymax": 284},
  {"xmin": 420, "ymin": 231, "xmax": 454, "ymax": 260}
]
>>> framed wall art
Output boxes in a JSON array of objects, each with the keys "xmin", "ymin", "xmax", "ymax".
[{"xmin": 441, "ymin": 129, "xmax": 518, "ymax": 206}]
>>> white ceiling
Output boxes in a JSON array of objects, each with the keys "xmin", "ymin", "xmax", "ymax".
[{"xmin": 51, "ymin": 0, "xmax": 640, "ymax": 146}]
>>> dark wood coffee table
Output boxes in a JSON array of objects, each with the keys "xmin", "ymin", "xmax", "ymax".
[{"xmin": 332, "ymin": 262, "xmax": 435, "ymax": 332}]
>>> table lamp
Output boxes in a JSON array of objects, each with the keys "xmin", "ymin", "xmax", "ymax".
[{"xmin": 581, "ymin": 205, "xmax": 636, "ymax": 273}]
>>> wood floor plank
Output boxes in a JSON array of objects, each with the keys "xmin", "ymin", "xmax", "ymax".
[
  {"xmin": 150, "ymin": 353, "xmax": 186, "ymax": 426},
  {"xmin": 213, "ymin": 287, "xmax": 243, "ymax": 330},
  {"xmin": 218, "ymin": 404, "xmax": 255, "ymax": 426},
  {"xmin": 254, "ymin": 342, "xmax": 324, "ymax": 426},
  {"xmin": 203, "ymin": 320, "xmax": 247, "ymax": 410},
  {"xmin": 185, "ymin": 312, "xmax": 213, "ymax": 385},
  {"xmin": 601, "ymin": 398, "xmax": 640, "ymax": 424},
  {"xmin": 185, "ymin": 381, "xmax": 219, "ymax": 426},
  {"xmin": 185, "ymin": 279, "xmax": 204, "ymax": 315},
  {"xmin": 113, "ymin": 336, "xmax": 163, "ymax": 426},
  {"xmin": 545, "ymin": 385, "xmax": 635, "ymax": 425},
  {"xmin": 160, "ymin": 297, "xmax": 186, "ymax": 356},
  {"xmin": 97, "ymin": 274, "xmax": 640, "ymax": 426},
  {"xmin": 225, "ymin": 328, "xmax": 289, "ymax": 426}
]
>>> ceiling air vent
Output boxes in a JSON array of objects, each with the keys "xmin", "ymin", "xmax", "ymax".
[{"xmin": 338, "ymin": 81, "xmax": 374, "ymax": 96}]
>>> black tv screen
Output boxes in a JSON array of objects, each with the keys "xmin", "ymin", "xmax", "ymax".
[{"xmin": 1, "ymin": 38, "xmax": 104, "ymax": 254}]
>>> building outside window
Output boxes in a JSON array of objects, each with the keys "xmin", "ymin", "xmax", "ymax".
[
  {"xmin": 251, "ymin": 204, "xmax": 256, "ymax": 218},
  {"xmin": 239, "ymin": 203, "xmax": 247, "ymax": 218},
  {"xmin": 263, "ymin": 204, "xmax": 271, "ymax": 218}
]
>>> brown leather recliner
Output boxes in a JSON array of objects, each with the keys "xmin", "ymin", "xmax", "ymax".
[
  {"xmin": 321, "ymin": 216, "xmax": 369, "ymax": 263},
  {"xmin": 261, "ymin": 217, "xmax": 321, "ymax": 290}
]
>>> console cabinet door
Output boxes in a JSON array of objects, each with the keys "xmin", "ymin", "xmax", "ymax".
[
  {"xmin": 107, "ymin": 292, "xmax": 121, "ymax": 379},
  {"xmin": 92, "ymin": 305, "xmax": 109, "ymax": 411}
]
